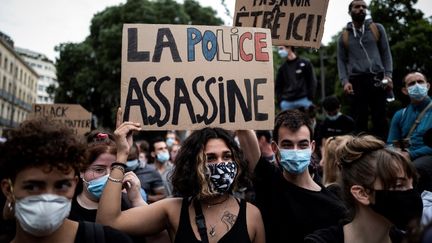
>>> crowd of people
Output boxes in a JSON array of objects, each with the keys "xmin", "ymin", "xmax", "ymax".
[{"xmin": 0, "ymin": 0, "xmax": 432, "ymax": 242}]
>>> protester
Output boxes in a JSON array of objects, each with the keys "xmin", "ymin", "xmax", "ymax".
[
  {"xmin": 150, "ymin": 137, "xmax": 174, "ymax": 197},
  {"xmin": 0, "ymin": 118, "xmax": 132, "ymax": 243},
  {"xmin": 387, "ymin": 71, "xmax": 432, "ymax": 193},
  {"xmin": 246, "ymin": 109, "xmax": 346, "ymax": 242},
  {"xmin": 316, "ymin": 96, "xmax": 354, "ymax": 148},
  {"xmin": 320, "ymin": 135, "xmax": 350, "ymax": 198},
  {"xmin": 69, "ymin": 131, "xmax": 146, "ymax": 222},
  {"xmin": 255, "ymin": 130, "xmax": 275, "ymax": 163},
  {"xmin": 305, "ymin": 134, "xmax": 423, "ymax": 243},
  {"xmin": 275, "ymin": 45, "xmax": 317, "ymax": 111},
  {"xmin": 138, "ymin": 140, "xmax": 150, "ymax": 164},
  {"xmin": 96, "ymin": 108, "xmax": 265, "ymax": 242},
  {"xmin": 129, "ymin": 140, "xmax": 167, "ymax": 203},
  {"xmin": 165, "ymin": 131, "xmax": 180, "ymax": 150},
  {"xmin": 337, "ymin": 0, "xmax": 393, "ymax": 139},
  {"xmin": 169, "ymin": 143, "xmax": 180, "ymax": 165}
]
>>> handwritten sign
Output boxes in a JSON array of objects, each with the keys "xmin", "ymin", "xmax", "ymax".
[
  {"xmin": 121, "ymin": 24, "xmax": 274, "ymax": 130},
  {"xmin": 234, "ymin": 0, "xmax": 329, "ymax": 48},
  {"xmin": 30, "ymin": 104, "xmax": 92, "ymax": 135}
]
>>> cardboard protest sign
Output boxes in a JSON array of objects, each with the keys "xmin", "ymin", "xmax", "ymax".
[
  {"xmin": 234, "ymin": 0, "xmax": 329, "ymax": 49},
  {"xmin": 30, "ymin": 104, "xmax": 92, "ymax": 135},
  {"xmin": 121, "ymin": 24, "xmax": 274, "ymax": 130}
]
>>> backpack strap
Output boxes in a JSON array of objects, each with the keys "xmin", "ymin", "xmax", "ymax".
[
  {"xmin": 342, "ymin": 28, "xmax": 349, "ymax": 50},
  {"xmin": 193, "ymin": 198, "xmax": 209, "ymax": 243},
  {"xmin": 83, "ymin": 221, "xmax": 106, "ymax": 243},
  {"xmin": 369, "ymin": 22, "xmax": 380, "ymax": 42},
  {"xmin": 406, "ymin": 101, "xmax": 432, "ymax": 139},
  {"xmin": 342, "ymin": 22, "xmax": 380, "ymax": 50}
]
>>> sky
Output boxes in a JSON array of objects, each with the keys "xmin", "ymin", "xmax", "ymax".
[{"xmin": 0, "ymin": 0, "xmax": 431, "ymax": 62}]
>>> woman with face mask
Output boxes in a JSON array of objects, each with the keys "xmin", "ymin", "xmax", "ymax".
[
  {"xmin": 305, "ymin": 134, "xmax": 423, "ymax": 243},
  {"xmin": 0, "ymin": 118, "xmax": 133, "ymax": 243},
  {"xmin": 69, "ymin": 130, "xmax": 146, "ymax": 223},
  {"xmin": 96, "ymin": 108, "xmax": 265, "ymax": 243}
]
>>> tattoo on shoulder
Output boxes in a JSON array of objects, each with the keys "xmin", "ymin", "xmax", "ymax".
[{"xmin": 221, "ymin": 211, "xmax": 237, "ymax": 230}]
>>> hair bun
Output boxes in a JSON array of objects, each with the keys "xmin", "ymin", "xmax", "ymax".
[{"xmin": 339, "ymin": 135, "xmax": 385, "ymax": 165}]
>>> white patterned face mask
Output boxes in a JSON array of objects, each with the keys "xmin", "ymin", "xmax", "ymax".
[
  {"xmin": 14, "ymin": 194, "xmax": 71, "ymax": 237},
  {"xmin": 206, "ymin": 161, "xmax": 238, "ymax": 193}
]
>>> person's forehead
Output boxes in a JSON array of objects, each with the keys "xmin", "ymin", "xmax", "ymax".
[
  {"xmin": 352, "ymin": 0, "xmax": 367, "ymax": 7},
  {"xmin": 15, "ymin": 165, "xmax": 74, "ymax": 183},
  {"xmin": 154, "ymin": 141, "xmax": 167, "ymax": 149},
  {"xmin": 93, "ymin": 153, "xmax": 116, "ymax": 166},
  {"xmin": 405, "ymin": 73, "xmax": 426, "ymax": 83},
  {"xmin": 278, "ymin": 125, "xmax": 311, "ymax": 142},
  {"xmin": 204, "ymin": 138, "xmax": 230, "ymax": 154}
]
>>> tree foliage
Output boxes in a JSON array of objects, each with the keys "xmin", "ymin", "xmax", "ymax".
[
  {"xmin": 369, "ymin": 0, "xmax": 432, "ymax": 92},
  {"xmin": 54, "ymin": 0, "xmax": 223, "ymax": 128}
]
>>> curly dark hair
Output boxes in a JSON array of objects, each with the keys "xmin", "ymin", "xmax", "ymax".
[
  {"xmin": 0, "ymin": 118, "xmax": 87, "ymax": 181},
  {"xmin": 273, "ymin": 109, "xmax": 314, "ymax": 143},
  {"xmin": 171, "ymin": 127, "xmax": 249, "ymax": 199}
]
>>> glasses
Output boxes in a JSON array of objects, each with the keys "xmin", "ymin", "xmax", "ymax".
[
  {"xmin": 85, "ymin": 165, "xmax": 110, "ymax": 177},
  {"xmin": 406, "ymin": 79, "xmax": 426, "ymax": 87}
]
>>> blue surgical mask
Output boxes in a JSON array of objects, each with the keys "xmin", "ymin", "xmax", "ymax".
[
  {"xmin": 408, "ymin": 83, "xmax": 429, "ymax": 100},
  {"xmin": 157, "ymin": 151, "xmax": 170, "ymax": 163},
  {"xmin": 126, "ymin": 159, "xmax": 140, "ymax": 171},
  {"xmin": 84, "ymin": 174, "xmax": 109, "ymax": 199},
  {"xmin": 326, "ymin": 112, "xmax": 341, "ymax": 121},
  {"xmin": 279, "ymin": 148, "xmax": 311, "ymax": 174},
  {"xmin": 166, "ymin": 137, "xmax": 175, "ymax": 147},
  {"xmin": 278, "ymin": 49, "xmax": 288, "ymax": 58}
]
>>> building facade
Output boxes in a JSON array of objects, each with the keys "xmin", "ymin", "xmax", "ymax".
[
  {"xmin": 15, "ymin": 47, "xmax": 57, "ymax": 104},
  {"xmin": 0, "ymin": 32, "xmax": 38, "ymax": 134}
]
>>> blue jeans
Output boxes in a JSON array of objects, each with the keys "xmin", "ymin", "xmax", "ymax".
[{"xmin": 280, "ymin": 97, "xmax": 312, "ymax": 111}]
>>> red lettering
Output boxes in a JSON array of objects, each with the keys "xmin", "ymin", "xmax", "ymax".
[
  {"xmin": 254, "ymin": 32, "xmax": 269, "ymax": 61},
  {"xmin": 239, "ymin": 32, "xmax": 253, "ymax": 62}
]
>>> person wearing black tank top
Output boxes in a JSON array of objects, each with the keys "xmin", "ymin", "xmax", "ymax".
[{"xmin": 96, "ymin": 108, "xmax": 265, "ymax": 243}]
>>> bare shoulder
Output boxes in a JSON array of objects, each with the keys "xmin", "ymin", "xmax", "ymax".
[{"xmin": 245, "ymin": 202, "xmax": 262, "ymax": 219}]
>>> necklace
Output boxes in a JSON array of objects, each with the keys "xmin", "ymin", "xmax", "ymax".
[
  {"xmin": 209, "ymin": 225, "xmax": 216, "ymax": 237},
  {"xmin": 206, "ymin": 196, "xmax": 230, "ymax": 238},
  {"xmin": 205, "ymin": 195, "xmax": 229, "ymax": 209}
]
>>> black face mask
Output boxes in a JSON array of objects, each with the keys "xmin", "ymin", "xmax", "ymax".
[
  {"xmin": 351, "ymin": 12, "xmax": 366, "ymax": 23},
  {"xmin": 369, "ymin": 189, "xmax": 423, "ymax": 230}
]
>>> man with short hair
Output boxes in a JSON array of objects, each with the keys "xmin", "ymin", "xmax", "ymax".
[
  {"xmin": 255, "ymin": 130, "xmax": 275, "ymax": 163},
  {"xmin": 316, "ymin": 95, "xmax": 355, "ymax": 147},
  {"xmin": 150, "ymin": 137, "xmax": 174, "ymax": 197},
  {"xmin": 337, "ymin": 0, "xmax": 393, "ymax": 139},
  {"xmin": 387, "ymin": 71, "xmax": 432, "ymax": 192},
  {"xmin": 244, "ymin": 110, "xmax": 346, "ymax": 242},
  {"xmin": 275, "ymin": 45, "xmax": 317, "ymax": 111}
]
